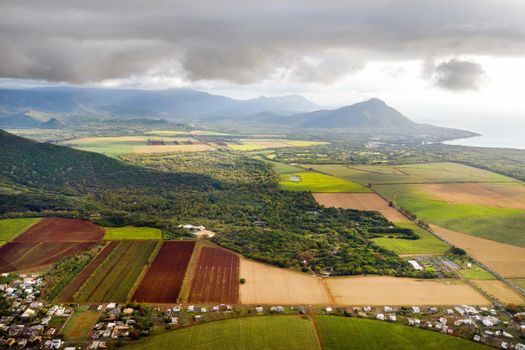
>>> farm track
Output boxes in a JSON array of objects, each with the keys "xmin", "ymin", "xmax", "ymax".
[{"xmin": 58, "ymin": 241, "xmax": 118, "ymax": 302}]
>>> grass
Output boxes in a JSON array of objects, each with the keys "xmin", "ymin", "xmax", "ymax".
[
  {"xmin": 392, "ymin": 187, "xmax": 525, "ymax": 248},
  {"xmin": 511, "ymin": 279, "xmax": 525, "ymax": 289},
  {"xmin": 61, "ymin": 135, "xmax": 207, "ymax": 156},
  {"xmin": 0, "ymin": 217, "xmax": 42, "ymax": 241},
  {"xmin": 286, "ymin": 141, "xmax": 329, "ymax": 147},
  {"xmin": 307, "ymin": 162, "xmax": 518, "ymax": 185},
  {"xmin": 62, "ymin": 305, "xmax": 100, "ymax": 341},
  {"xmin": 124, "ymin": 316, "xmax": 318, "ymax": 350},
  {"xmin": 317, "ymin": 316, "xmax": 490, "ymax": 350},
  {"xmin": 104, "ymin": 226, "xmax": 162, "ymax": 240},
  {"xmin": 459, "ymin": 264, "xmax": 496, "ymax": 280},
  {"xmin": 279, "ymin": 172, "xmax": 371, "ymax": 193},
  {"xmin": 373, "ymin": 222, "xmax": 449, "ymax": 255},
  {"xmin": 74, "ymin": 241, "xmax": 157, "ymax": 303},
  {"xmin": 229, "ymin": 143, "xmax": 271, "ymax": 151},
  {"xmin": 268, "ymin": 161, "xmax": 305, "ymax": 176}
]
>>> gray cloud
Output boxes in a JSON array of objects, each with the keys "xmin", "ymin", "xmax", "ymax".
[
  {"xmin": 433, "ymin": 59, "xmax": 486, "ymax": 91},
  {"xmin": 0, "ymin": 0, "xmax": 524, "ymax": 84}
]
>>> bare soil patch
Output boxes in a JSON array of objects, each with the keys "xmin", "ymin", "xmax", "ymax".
[
  {"xmin": 188, "ymin": 246, "xmax": 239, "ymax": 304},
  {"xmin": 133, "ymin": 241, "xmax": 195, "ymax": 303},
  {"xmin": 239, "ymin": 258, "xmax": 332, "ymax": 305},
  {"xmin": 430, "ymin": 225, "xmax": 525, "ymax": 278},
  {"xmin": 471, "ymin": 280, "xmax": 525, "ymax": 304},
  {"xmin": 15, "ymin": 218, "xmax": 104, "ymax": 242},
  {"xmin": 0, "ymin": 242, "xmax": 97, "ymax": 273},
  {"xmin": 422, "ymin": 183, "xmax": 525, "ymax": 210},
  {"xmin": 326, "ymin": 276, "xmax": 489, "ymax": 305},
  {"xmin": 313, "ymin": 193, "xmax": 406, "ymax": 222}
]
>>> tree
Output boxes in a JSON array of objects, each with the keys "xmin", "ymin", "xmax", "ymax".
[{"xmin": 239, "ymin": 278, "xmax": 246, "ymax": 284}]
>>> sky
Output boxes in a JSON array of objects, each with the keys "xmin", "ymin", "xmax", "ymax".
[{"xmin": 1, "ymin": 0, "xmax": 525, "ymax": 129}]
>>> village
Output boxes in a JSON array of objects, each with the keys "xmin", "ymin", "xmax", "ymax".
[{"xmin": 0, "ymin": 270, "xmax": 524, "ymax": 349}]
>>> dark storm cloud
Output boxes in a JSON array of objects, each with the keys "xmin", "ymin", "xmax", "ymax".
[
  {"xmin": 434, "ymin": 59, "xmax": 486, "ymax": 91},
  {"xmin": 0, "ymin": 0, "xmax": 524, "ymax": 84}
]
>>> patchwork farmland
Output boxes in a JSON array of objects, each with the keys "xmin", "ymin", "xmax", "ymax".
[
  {"xmin": 0, "ymin": 241, "xmax": 97, "ymax": 273},
  {"xmin": 58, "ymin": 241, "xmax": 119, "ymax": 302},
  {"xmin": 133, "ymin": 241, "xmax": 195, "ymax": 303},
  {"xmin": 74, "ymin": 241, "xmax": 158, "ymax": 303},
  {"xmin": 188, "ymin": 246, "xmax": 240, "ymax": 304}
]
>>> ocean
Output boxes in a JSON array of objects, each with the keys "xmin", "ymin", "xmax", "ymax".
[{"xmin": 438, "ymin": 118, "xmax": 525, "ymax": 150}]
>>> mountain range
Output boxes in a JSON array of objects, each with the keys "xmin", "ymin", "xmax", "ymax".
[{"xmin": 0, "ymin": 87, "xmax": 477, "ymax": 138}]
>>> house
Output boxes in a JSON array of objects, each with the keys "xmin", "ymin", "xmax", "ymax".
[
  {"xmin": 376, "ymin": 314, "xmax": 385, "ymax": 321},
  {"xmin": 384, "ymin": 306, "xmax": 393, "ymax": 313},
  {"xmin": 389, "ymin": 315, "xmax": 397, "ymax": 322},
  {"xmin": 407, "ymin": 260, "xmax": 423, "ymax": 271},
  {"xmin": 411, "ymin": 306, "xmax": 420, "ymax": 314},
  {"xmin": 187, "ymin": 305, "xmax": 194, "ymax": 313},
  {"xmin": 255, "ymin": 306, "xmax": 264, "ymax": 313},
  {"xmin": 473, "ymin": 335, "xmax": 481, "ymax": 342},
  {"xmin": 325, "ymin": 307, "xmax": 333, "ymax": 314}
]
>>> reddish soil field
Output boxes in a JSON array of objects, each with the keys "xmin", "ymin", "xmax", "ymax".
[
  {"xmin": 188, "ymin": 246, "xmax": 240, "ymax": 304},
  {"xmin": 132, "ymin": 241, "xmax": 195, "ymax": 303},
  {"xmin": 15, "ymin": 217, "xmax": 104, "ymax": 242},
  {"xmin": 57, "ymin": 241, "xmax": 119, "ymax": 302},
  {"xmin": 0, "ymin": 241, "xmax": 97, "ymax": 273}
]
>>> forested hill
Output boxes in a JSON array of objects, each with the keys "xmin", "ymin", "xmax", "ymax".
[{"xmin": 0, "ymin": 129, "xmax": 212, "ymax": 195}]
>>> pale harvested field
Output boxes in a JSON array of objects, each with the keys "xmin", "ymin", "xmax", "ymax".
[
  {"xmin": 313, "ymin": 192, "xmax": 407, "ymax": 222},
  {"xmin": 239, "ymin": 258, "xmax": 332, "ymax": 305},
  {"xmin": 133, "ymin": 144, "xmax": 212, "ymax": 154},
  {"xmin": 430, "ymin": 225, "xmax": 525, "ymax": 278},
  {"xmin": 471, "ymin": 280, "xmax": 525, "ymax": 304},
  {"xmin": 64, "ymin": 136, "xmax": 150, "ymax": 143},
  {"xmin": 422, "ymin": 183, "xmax": 525, "ymax": 210},
  {"xmin": 253, "ymin": 141, "xmax": 291, "ymax": 148},
  {"xmin": 326, "ymin": 276, "xmax": 489, "ymax": 305}
]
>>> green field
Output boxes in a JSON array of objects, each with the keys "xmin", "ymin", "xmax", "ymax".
[
  {"xmin": 280, "ymin": 172, "xmax": 371, "ymax": 193},
  {"xmin": 62, "ymin": 305, "xmax": 100, "ymax": 341},
  {"xmin": 61, "ymin": 136, "xmax": 202, "ymax": 156},
  {"xmin": 74, "ymin": 241, "xmax": 158, "ymax": 303},
  {"xmin": 124, "ymin": 316, "xmax": 319, "ymax": 350},
  {"xmin": 307, "ymin": 162, "xmax": 518, "ymax": 185},
  {"xmin": 286, "ymin": 141, "xmax": 328, "ymax": 147},
  {"xmin": 511, "ymin": 279, "xmax": 525, "ymax": 289},
  {"xmin": 229, "ymin": 143, "xmax": 272, "ymax": 151},
  {"xmin": 373, "ymin": 222, "xmax": 449, "ymax": 255},
  {"xmin": 104, "ymin": 226, "xmax": 162, "ymax": 240},
  {"xmin": 0, "ymin": 217, "xmax": 42, "ymax": 241},
  {"xmin": 386, "ymin": 186, "xmax": 525, "ymax": 248},
  {"xmin": 459, "ymin": 264, "xmax": 496, "ymax": 280},
  {"xmin": 124, "ymin": 315, "xmax": 489, "ymax": 350},
  {"xmin": 317, "ymin": 316, "xmax": 489, "ymax": 350}
]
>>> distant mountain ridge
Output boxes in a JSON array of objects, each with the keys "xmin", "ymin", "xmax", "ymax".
[
  {"xmin": 0, "ymin": 87, "xmax": 319, "ymax": 119},
  {"xmin": 0, "ymin": 86, "xmax": 477, "ymax": 138},
  {"xmin": 0, "ymin": 112, "xmax": 64, "ymax": 129}
]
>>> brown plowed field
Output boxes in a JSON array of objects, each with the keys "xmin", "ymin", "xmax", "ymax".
[
  {"xmin": 430, "ymin": 225, "xmax": 525, "ymax": 278},
  {"xmin": 188, "ymin": 246, "xmax": 239, "ymax": 304},
  {"xmin": 57, "ymin": 241, "xmax": 119, "ymax": 302},
  {"xmin": 313, "ymin": 192, "xmax": 406, "ymax": 222},
  {"xmin": 422, "ymin": 183, "xmax": 525, "ymax": 210},
  {"xmin": 132, "ymin": 241, "xmax": 195, "ymax": 303},
  {"xmin": 15, "ymin": 218, "xmax": 104, "ymax": 242},
  {"xmin": 0, "ymin": 241, "xmax": 97, "ymax": 273}
]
